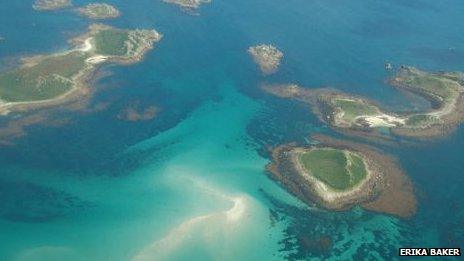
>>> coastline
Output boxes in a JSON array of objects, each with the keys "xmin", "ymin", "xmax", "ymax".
[
  {"xmin": 389, "ymin": 77, "xmax": 464, "ymax": 138},
  {"xmin": 261, "ymin": 79, "xmax": 464, "ymax": 140},
  {"xmin": 76, "ymin": 3, "xmax": 121, "ymax": 20},
  {"xmin": 0, "ymin": 24, "xmax": 161, "ymax": 115},
  {"xmin": 266, "ymin": 134, "xmax": 417, "ymax": 218}
]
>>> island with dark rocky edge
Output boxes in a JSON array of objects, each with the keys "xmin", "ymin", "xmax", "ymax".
[
  {"xmin": 77, "ymin": 3, "xmax": 121, "ymax": 19},
  {"xmin": 266, "ymin": 134, "xmax": 416, "ymax": 218},
  {"xmin": 33, "ymin": 0, "xmax": 72, "ymax": 11},
  {"xmin": 163, "ymin": 0, "xmax": 211, "ymax": 10},
  {"xmin": 248, "ymin": 44, "xmax": 283, "ymax": 75},
  {"xmin": 262, "ymin": 66, "xmax": 464, "ymax": 139},
  {"xmin": 0, "ymin": 24, "xmax": 162, "ymax": 114}
]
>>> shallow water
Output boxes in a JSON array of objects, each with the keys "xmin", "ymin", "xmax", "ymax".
[{"xmin": 0, "ymin": 0, "xmax": 463, "ymax": 260}]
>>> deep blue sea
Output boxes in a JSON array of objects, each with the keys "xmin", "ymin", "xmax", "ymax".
[{"xmin": 0, "ymin": 0, "xmax": 463, "ymax": 260}]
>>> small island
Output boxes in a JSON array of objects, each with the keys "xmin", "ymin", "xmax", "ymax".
[
  {"xmin": 77, "ymin": 3, "xmax": 121, "ymax": 19},
  {"xmin": 33, "ymin": 0, "xmax": 72, "ymax": 11},
  {"xmin": 248, "ymin": 44, "xmax": 283, "ymax": 75},
  {"xmin": 266, "ymin": 135, "xmax": 416, "ymax": 218},
  {"xmin": 163, "ymin": 0, "xmax": 211, "ymax": 10},
  {"xmin": 262, "ymin": 66, "xmax": 464, "ymax": 139},
  {"xmin": 0, "ymin": 24, "xmax": 162, "ymax": 114}
]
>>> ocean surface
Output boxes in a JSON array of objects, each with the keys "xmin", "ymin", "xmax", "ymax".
[{"xmin": 0, "ymin": 0, "xmax": 463, "ymax": 260}]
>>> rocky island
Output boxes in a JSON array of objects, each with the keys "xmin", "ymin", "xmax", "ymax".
[
  {"xmin": 77, "ymin": 3, "xmax": 121, "ymax": 19},
  {"xmin": 262, "ymin": 66, "xmax": 464, "ymax": 139},
  {"xmin": 267, "ymin": 135, "xmax": 416, "ymax": 218},
  {"xmin": 33, "ymin": 0, "xmax": 72, "ymax": 11},
  {"xmin": 163, "ymin": 0, "xmax": 211, "ymax": 10},
  {"xmin": 248, "ymin": 44, "xmax": 283, "ymax": 75},
  {"xmin": 0, "ymin": 24, "xmax": 162, "ymax": 114}
]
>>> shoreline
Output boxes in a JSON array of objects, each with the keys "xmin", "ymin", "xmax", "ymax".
[
  {"xmin": 76, "ymin": 3, "xmax": 121, "ymax": 20},
  {"xmin": 389, "ymin": 77, "xmax": 464, "ymax": 138},
  {"xmin": 0, "ymin": 24, "xmax": 161, "ymax": 115},
  {"xmin": 266, "ymin": 134, "xmax": 417, "ymax": 218},
  {"xmin": 261, "ymin": 79, "xmax": 464, "ymax": 140},
  {"xmin": 289, "ymin": 146, "xmax": 380, "ymax": 210}
]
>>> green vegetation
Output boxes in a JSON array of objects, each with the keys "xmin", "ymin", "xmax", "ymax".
[
  {"xmin": 396, "ymin": 68, "xmax": 463, "ymax": 105},
  {"xmin": 299, "ymin": 148, "xmax": 367, "ymax": 190},
  {"xmin": 440, "ymin": 72, "xmax": 464, "ymax": 82},
  {"xmin": 406, "ymin": 114, "xmax": 440, "ymax": 127},
  {"xmin": 331, "ymin": 98, "xmax": 379, "ymax": 121},
  {"xmin": 323, "ymin": 67, "xmax": 463, "ymax": 133},
  {"xmin": 401, "ymin": 74, "xmax": 454, "ymax": 101},
  {"xmin": 0, "ymin": 25, "xmax": 160, "ymax": 104},
  {"xmin": 0, "ymin": 52, "xmax": 87, "ymax": 102},
  {"xmin": 78, "ymin": 3, "xmax": 120, "ymax": 19},
  {"xmin": 93, "ymin": 29, "xmax": 129, "ymax": 56}
]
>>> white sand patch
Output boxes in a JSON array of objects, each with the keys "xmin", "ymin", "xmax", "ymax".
[
  {"xmin": 132, "ymin": 214, "xmax": 212, "ymax": 261},
  {"xmin": 132, "ymin": 195, "xmax": 249, "ymax": 261},
  {"xmin": 337, "ymin": 97, "xmax": 357, "ymax": 102},
  {"xmin": 78, "ymin": 38, "xmax": 93, "ymax": 52},
  {"xmin": 132, "ymin": 175, "xmax": 250, "ymax": 261},
  {"xmin": 86, "ymin": 55, "xmax": 108, "ymax": 64},
  {"xmin": 360, "ymin": 114, "xmax": 406, "ymax": 127},
  {"xmin": 226, "ymin": 197, "xmax": 246, "ymax": 222}
]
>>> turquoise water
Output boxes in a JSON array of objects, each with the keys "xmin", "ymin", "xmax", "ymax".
[{"xmin": 0, "ymin": 0, "xmax": 463, "ymax": 260}]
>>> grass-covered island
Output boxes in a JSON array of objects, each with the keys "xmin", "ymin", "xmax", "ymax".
[
  {"xmin": 267, "ymin": 135, "xmax": 416, "ymax": 218},
  {"xmin": 248, "ymin": 44, "xmax": 283, "ymax": 75},
  {"xmin": 163, "ymin": 0, "xmax": 211, "ymax": 10},
  {"xmin": 77, "ymin": 3, "xmax": 121, "ymax": 19},
  {"xmin": 262, "ymin": 66, "xmax": 464, "ymax": 138},
  {"xmin": 299, "ymin": 148, "xmax": 368, "ymax": 191},
  {"xmin": 33, "ymin": 0, "xmax": 72, "ymax": 11},
  {"xmin": 0, "ymin": 24, "xmax": 162, "ymax": 114}
]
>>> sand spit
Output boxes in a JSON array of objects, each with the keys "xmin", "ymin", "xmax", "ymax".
[{"xmin": 132, "ymin": 185, "xmax": 249, "ymax": 260}]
